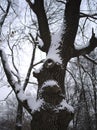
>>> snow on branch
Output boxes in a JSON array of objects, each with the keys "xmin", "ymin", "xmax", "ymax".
[
  {"xmin": 46, "ymin": 29, "xmax": 63, "ymax": 64},
  {"xmin": 0, "ymin": 48, "xmax": 44, "ymax": 114},
  {"xmin": 0, "ymin": 49, "xmax": 74, "ymax": 114},
  {"xmin": 55, "ymin": 99, "xmax": 74, "ymax": 113},
  {"xmin": 25, "ymin": 0, "xmax": 51, "ymax": 53}
]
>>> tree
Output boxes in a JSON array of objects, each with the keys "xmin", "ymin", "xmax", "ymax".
[
  {"xmin": 0, "ymin": 0, "xmax": 97, "ymax": 130},
  {"xmin": 73, "ymin": 54, "xmax": 97, "ymax": 130}
]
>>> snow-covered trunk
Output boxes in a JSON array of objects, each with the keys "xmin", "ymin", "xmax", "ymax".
[
  {"xmin": 32, "ymin": 61, "xmax": 73, "ymax": 130},
  {"xmin": 31, "ymin": 30, "xmax": 74, "ymax": 129},
  {"xmin": 28, "ymin": 0, "xmax": 81, "ymax": 129}
]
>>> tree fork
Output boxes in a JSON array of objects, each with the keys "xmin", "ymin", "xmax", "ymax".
[{"xmin": 29, "ymin": 0, "xmax": 81, "ymax": 129}]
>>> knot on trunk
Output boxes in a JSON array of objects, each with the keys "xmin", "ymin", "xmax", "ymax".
[
  {"xmin": 44, "ymin": 59, "xmax": 55, "ymax": 69},
  {"xmin": 33, "ymin": 59, "xmax": 62, "ymax": 79},
  {"xmin": 33, "ymin": 59, "xmax": 55, "ymax": 79}
]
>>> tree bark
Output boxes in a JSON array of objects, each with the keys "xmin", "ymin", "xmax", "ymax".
[
  {"xmin": 24, "ymin": 0, "xmax": 97, "ymax": 130},
  {"xmin": 15, "ymin": 104, "xmax": 23, "ymax": 130},
  {"xmin": 30, "ymin": 1, "xmax": 81, "ymax": 129},
  {"xmin": 31, "ymin": 108, "xmax": 73, "ymax": 130}
]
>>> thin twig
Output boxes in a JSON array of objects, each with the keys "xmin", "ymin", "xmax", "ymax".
[
  {"xmin": 56, "ymin": 0, "xmax": 66, "ymax": 4},
  {"xmin": 23, "ymin": 34, "xmax": 37, "ymax": 90},
  {"xmin": 0, "ymin": 90, "xmax": 13, "ymax": 102},
  {"xmin": 83, "ymin": 55, "xmax": 97, "ymax": 65}
]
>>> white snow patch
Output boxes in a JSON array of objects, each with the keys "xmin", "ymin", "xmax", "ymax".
[
  {"xmin": 42, "ymin": 80, "xmax": 59, "ymax": 88},
  {"xmin": 46, "ymin": 27, "xmax": 64, "ymax": 64},
  {"xmin": 17, "ymin": 87, "xmax": 44, "ymax": 112},
  {"xmin": 16, "ymin": 123, "xmax": 22, "ymax": 127},
  {"xmin": 17, "ymin": 90, "xmax": 27, "ymax": 101},
  {"xmin": 68, "ymin": 120, "xmax": 73, "ymax": 128},
  {"xmin": 56, "ymin": 99, "xmax": 74, "ymax": 113},
  {"xmin": 27, "ymin": 94, "xmax": 44, "ymax": 113},
  {"xmin": 30, "ymin": 0, "xmax": 35, "ymax": 4},
  {"xmin": 38, "ymin": 38, "xmax": 44, "ymax": 48},
  {"xmin": 18, "ymin": 90, "xmax": 44, "ymax": 113},
  {"xmin": 74, "ymin": 41, "xmax": 90, "ymax": 50},
  {"xmin": 15, "ymin": 83, "xmax": 22, "ymax": 92},
  {"xmin": 34, "ymin": 65, "xmax": 43, "ymax": 74}
]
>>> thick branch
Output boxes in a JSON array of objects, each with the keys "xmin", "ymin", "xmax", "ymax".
[
  {"xmin": 83, "ymin": 55, "xmax": 97, "ymax": 65},
  {"xmin": 61, "ymin": 0, "xmax": 81, "ymax": 59},
  {"xmin": 46, "ymin": 0, "xmax": 82, "ymax": 65},
  {"xmin": 0, "ymin": 50, "xmax": 17, "ymax": 90},
  {"xmin": 25, "ymin": 0, "xmax": 51, "ymax": 53},
  {"xmin": 56, "ymin": 0, "xmax": 66, "ymax": 4},
  {"xmin": 46, "ymin": 0, "xmax": 81, "ymax": 66},
  {"xmin": 23, "ymin": 34, "xmax": 37, "ymax": 90},
  {"xmin": 0, "ymin": 0, "xmax": 11, "ymax": 34},
  {"xmin": 72, "ymin": 33, "xmax": 97, "ymax": 57},
  {"xmin": 0, "ymin": 49, "xmax": 32, "ymax": 114},
  {"xmin": 80, "ymin": 12, "xmax": 97, "ymax": 20}
]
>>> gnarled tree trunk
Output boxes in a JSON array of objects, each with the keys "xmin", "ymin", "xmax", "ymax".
[{"xmin": 27, "ymin": 0, "xmax": 81, "ymax": 129}]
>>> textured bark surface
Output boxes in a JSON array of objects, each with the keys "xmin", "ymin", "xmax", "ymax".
[
  {"xmin": 30, "ymin": 0, "xmax": 81, "ymax": 130},
  {"xmin": 15, "ymin": 104, "xmax": 23, "ymax": 130},
  {"xmin": 31, "ymin": 108, "xmax": 73, "ymax": 130},
  {"xmin": 31, "ymin": 58, "xmax": 74, "ymax": 130}
]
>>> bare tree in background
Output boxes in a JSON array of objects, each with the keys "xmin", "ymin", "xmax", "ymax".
[{"xmin": 0, "ymin": 0, "xmax": 97, "ymax": 130}]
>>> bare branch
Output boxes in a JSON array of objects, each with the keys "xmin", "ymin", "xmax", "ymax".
[
  {"xmin": 83, "ymin": 55, "xmax": 97, "ymax": 65},
  {"xmin": 80, "ymin": 12, "xmax": 97, "ymax": 20},
  {"xmin": 0, "ymin": 0, "xmax": 11, "ymax": 33},
  {"xmin": 56, "ymin": 0, "xmax": 66, "ymax": 4},
  {"xmin": 33, "ymin": 59, "xmax": 44, "ymax": 67},
  {"xmin": 7, "ymin": 34, "xmax": 21, "ymax": 83},
  {"xmin": 4, "ymin": 90, "xmax": 13, "ymax": 101},
  {"xmin": 58, "ymin": 0, "xmax": 82, "ymax": 61},
  {"xmin": 0, "ymin": 5, "xmax": 5, "ymax": 13},
  {"xmin": 23, "ymin": 33, "xmax": 37, "ymax": 90},
  {"xmin": 72, "ymin": 32, "xmax": 97, "ymax": 57},
  {"xmin": 0, "ymin": 49, "xmax": 17, "ymax": 90},
  {"xmin": 0, "ymin": 49, "xmax": 33, "ymax": 114}
]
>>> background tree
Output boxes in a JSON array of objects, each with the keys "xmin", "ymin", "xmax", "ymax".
[{"xmin": 0, "ymin": 96, "xmax": 31, "ymax": 130}]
